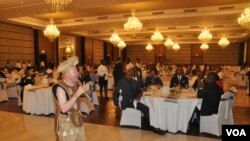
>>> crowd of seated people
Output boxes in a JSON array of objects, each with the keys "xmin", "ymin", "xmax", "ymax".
[{"xmin": 1, "ymin": 57, "xmax": 249, "ymax": 135}]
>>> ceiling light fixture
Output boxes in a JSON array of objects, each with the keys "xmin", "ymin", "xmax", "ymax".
[
  {"xmin": 66, "ymin": 47, "xmax": 72, "ymax": 54},
  {"xmin": 172, "ymin": 43, "xmax": 180, "ymax": 51},
  {"xmin": 218, "ymin": 36, "xmax": 230, "ymax": 48},
  {"xmin": 109, "ymin": 31, "xmax": 121, "ymax": 45},
  {"xmin": 43, "ymin": 18, "xmax": 60, "ymax": 42},
  {"xmin": 145, "ymin": 43, "xmax": 154, "ymax": 52},
  {"xmin": 151, "ymin": 29, "xmax": 164, "ymax": 43},
  {"xmin": 117, "ymin": 40, "xmax": 126, "ymax": 49},
  {"xmin": 124, "ymin": 9, "xmax": 143, "ymax": 34},
  {"xmin": 164, "ymin": 38, "xmax": 174, "ymax": 48},
  {"xmin": 200, "ymin": 43, "xmax": 209, "ymax": 51},
  {"xmin": 198, "ymin": 28, "xmax": 212, "ymax": 42},
  {"xmin": 238, "ymin": 7, "xmax": 250, "ymax": 29},
  {"xmin": 44, "ymin": 0, "xmax": 72, "ymax": 12}
]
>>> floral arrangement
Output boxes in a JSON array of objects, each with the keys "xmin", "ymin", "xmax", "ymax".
[{"xmin": 170, "ymin": 86, "xmax": 182, "ymax": 94}]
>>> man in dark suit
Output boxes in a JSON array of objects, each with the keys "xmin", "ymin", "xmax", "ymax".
[
  {"xmin": 144, "ymin": 69, "xmax": 163, "ymax": 88},
  {"xmin": 170, "ymin": 67, "xmax": 189, "ymax": 88},
  {"xmin": 199, "ymin": 72, "xmax": 224, "ymax": 116},
  {"xmin": 113, "ymin": 57, "xmax": 124, "ymax": 88},
  {"xmin": 113, "ymin": 69, "xmax": 150, "ymax": 126}
]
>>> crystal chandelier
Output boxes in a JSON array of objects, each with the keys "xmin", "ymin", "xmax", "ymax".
[
  {"xmin": 109, "ymin": 31, "xmax": 121, "ymax": 45},
  {"xmin": 200, "ymin": 43, "xmax": 209, "ymax": 51},
  {"xmin": 218, "ymin": 36, "xmax": 230, "ymax": 48},
  {"xmin": 145, "ymin": 43, "xmax": 154, "ymax": 52},
  {"xmin": 238, "ymin": 7, "xmax": 250, "ymax": 29},
  {"xmin": 43, "ymin": 18, "xmax": 60, "ymax": 42},
  {"xmin": 117, "ymin": 40, "xmax": 126, "ymax": 49},
  {"xmin": 44, "ymin": 0, "xmax": 72, "ymax": 12},
  {"xmin": 151, "ymin": 29, "xmax": 164, "ymax": 43},
  {"xmin": 124, "ymin": 9, "xmax": 143, "ymax": 34},
  {"xmin": 164, "ymin": 38, "xmax": 174, "ymax": 48},
  {"xmin": 172, "ymin": 43, "xmax": 180, "ymax": 51},
  {"xmin": 198, "ymin": 28, "xmax": 212, "ymax": 42}
]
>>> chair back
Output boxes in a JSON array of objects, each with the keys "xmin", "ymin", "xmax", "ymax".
[
  {"xmin": 120, "ymin": 108, "xmax": 141, "ymax": 128},
  {"xmin": 218, "ymin": 92, "xmax": 235, "ymax": 125}
]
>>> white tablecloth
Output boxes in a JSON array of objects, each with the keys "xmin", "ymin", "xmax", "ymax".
[
  {"xmin": 144, "ymin": 92, "xmax": 198, "ymax": 133},
  {"xmin": 22, "ymin": 87, "xmax": 55, "ymax": 115},
  {"xmin": 7, "ymin": 86, "xmax": 18, "ymax": 98},
  {"xmin": 0, "ymin": 83, "xmax": 8, "ymax": 102}
]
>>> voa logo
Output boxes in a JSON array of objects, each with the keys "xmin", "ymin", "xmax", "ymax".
[{"xmin": 226, "ymin": 129, "xmax": 246, "ymax": 136}]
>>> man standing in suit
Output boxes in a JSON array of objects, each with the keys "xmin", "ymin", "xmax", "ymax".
[
  {"xmin": 113, "ymin": 57, "xmax": 124, "ymax": 88},
  {"xmin": 170, "ymin": 67, "xmax": 189, "ymax": 88}
]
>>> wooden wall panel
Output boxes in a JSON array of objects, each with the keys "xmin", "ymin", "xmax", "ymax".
[
  {"xmin": 113, "ymin": 46, "xmax": 120, "ymax": 60},
  {"xmin": 126, "ymin": 45, "xmax": 154, "ymax": 64},
  {"xmin": 155, "ymin": 45, "xmax": 166, "ymax": 56},
  {"xmin": 107, "ymin": 43, "xmax": 113, "ymax": 61},
  {"xmin": 0, "ymin": 38, "xmax": 7, "ymax": 45},
  {"xmin": 203, "ymin": 43, "xmax": 239, "ymax": 65},
  {"xmin": 93, "ymin": 39, "xmax": 103, "ymax": 64},
  {"xmin": 0, "ymin": 31, "xmax": 7, "ymax": 37},
  {"xmin": 0, "ymin": 23, "xmax": 7, "ymax": 30},
  {"xmin": 191, "ymin": 44, "xmax": 204, "ymax": 64},
  {"xmin": 0, "ymin": 54, "xmax": 8, "ymax": 60},
  {"xmin": 85, "ymin": 37, "xmax": 93, "ymax": 65},
  {"xmin": 0, "ymin": 22, "xmax": 34, "ymax": 68},
  {"xmin": 0, "ymin": 45, "xmax": 8, "ymax": 53},
  {"xmin": 166, "ymin": 44, "xmax": 191, "ymax": 64},
  {"xmin": 39, "ymin": 30, "xmax": 53, "ymax": 63}
]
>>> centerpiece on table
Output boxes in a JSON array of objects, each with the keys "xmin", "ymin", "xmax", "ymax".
[
  {"xmin": 169, "ymin": 86, "xmax": 182, "ymax": 94},
  {"xmin": 148, "ymin": 85, "xmax": 161, "ymax": 94}
]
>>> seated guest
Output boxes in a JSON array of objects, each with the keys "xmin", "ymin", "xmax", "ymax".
[
  {"xmin": 216, "ymin": 66, "xmax": 224, "ymax": 80},
  {"xmin": 5, "ymin": 60, "xmax": 12, "ymax": 70},
  {"xmin": 114, "ymin": 69, "xmax": 167, "ymax": 135},
  {"xmin": 20, "ymin": 74, "xmax": 35, "ymax": 102},
  {"xmin": 113, "ymin": 69, "xmax": 150, "ymax": 127},
  {"xmin": 0, "ymin": 69, "xmax": 6, "ymax": 78},
  {"xmin": 15, "ymin": 60, "xmax": 21, "ymax": 70},
  {"xmin": 170, "ymin": 67, "xmax": 189, "ymax": 88},
  {"xmin": 192, "ymin": 70, "xmax": 206, "ymax": 98},
  {"xmin": 144, "ymin": 69, "xmax": 163, "ymax": 88},
  {"xmin": 192, "ymin": 71, "xmax": 203, "ymax": 90},
  {"xmin": 80, "ymin": 65, "xmax": 91, "ymax": 83},
  {"xmin": 125, "ymin": 58, "xmax": 134, "ymax": 71},
  {"xmin": 131, "ymin": 67, "xmax": 144, "ymax": 88},
  {"xmin": 89, "ymin": 66, "xmax": 98, "ymax": 93},
  {"xmin": 199, "ymin": 72, "xmax": 224, "ymax": 116}
]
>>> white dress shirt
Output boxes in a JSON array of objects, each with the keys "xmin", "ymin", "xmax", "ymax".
[{"xmin": 97, "ymin": 64, "xmax": 108, "ymax": 80}]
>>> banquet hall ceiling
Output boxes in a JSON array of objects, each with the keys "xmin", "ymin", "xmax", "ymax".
[{"xmin": 0, "ymin": 0, "xmax": 249, "ymax": 45}]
